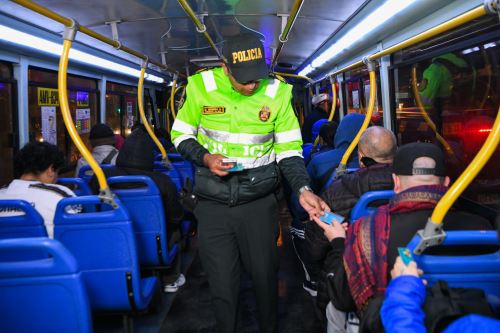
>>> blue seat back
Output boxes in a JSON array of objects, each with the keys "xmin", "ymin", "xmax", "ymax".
[
  {"xmin": 302, "ymin": 143, "xmax": 313, "ymax": 162},
  {"xmin": 0, "ymin": 200, "xmax": 46, "ymax": 239},
  {"xmin": 0, "ymin": 238, "xmax": 92, "ymax": 333},
  {"xmin": 54, "ymin": 196, "xmax": 158, "ymax": 311},
  {"xmin": 78, "ymin": 164, "xmax": 114, "ymax": 183},
  {"xmin": 155, "ymin": 163, "xmax": 183, "ymax": 191},
  {"xmin": 169, "ymin": 153, "xmax": 195, "ymax": 182},
  {"xmin": 57, "ymin": 177, "xmax": 92, "ymax": 196},
  {"xmin": 407, "ymin": 230, "xmax": 500, "ymax": 311},
  {"xmin": 350, "ymin": 190, "xmax": 395, "ymax": 221},
  {"xmin": 107, "ymin": 176, "xmax": 178, "ymax": 267}
]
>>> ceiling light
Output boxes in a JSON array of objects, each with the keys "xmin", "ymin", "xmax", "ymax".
[{"xmin": 0, "ymin": 24, "xmax": 165, "ymax": 83}]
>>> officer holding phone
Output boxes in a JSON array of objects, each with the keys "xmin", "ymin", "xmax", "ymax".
[{"xmin": 171, "ymin": 34, "xmax": 328, "ymax": 332}]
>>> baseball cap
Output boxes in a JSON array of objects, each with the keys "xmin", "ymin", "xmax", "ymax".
[
  {"xmin": 393, "ymin": 142, "xmax": 446, "ymax": 176},
  {"xmin": 222, "ymin": 34, "xmax": 268, "ymax": 84},
  {"xmin": 312, "ymin": 93, "xmax": 330, "ymax": 106}
]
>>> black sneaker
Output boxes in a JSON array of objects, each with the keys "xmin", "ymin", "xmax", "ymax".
[{"xmin": 303, "ymin": 280, "xmax": 317, "ymax": 297}]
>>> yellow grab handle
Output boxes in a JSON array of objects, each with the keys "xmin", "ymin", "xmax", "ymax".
[
  {"xmin": 339, "ymin": 69, "xmax": 376, "ymax": 167},
  {"xmin": 170, "ymin": 77, "xmax": 178, "ymax": 119},
  {"xmin": 430, "ymin": 106, "xmax": 500, "ymax": 225},
  {"xmin": 328, "ymin": 81, "xmax": 337, "ymax": 121},
  {"xmin": 59, "ymin": 39, "xmax": 110, "ymax": 192},
  {"xmin": 411, "ymin": 66, "xmax": 454, "ymax": 157},
  {"xmin": 138, "ymin": 66, "xmax": 168, "ymax": 161}
]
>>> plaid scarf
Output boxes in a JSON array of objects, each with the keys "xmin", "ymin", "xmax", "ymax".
[{"xmin": 343, "ymin": 184, "xmax": 448, "ymax": 311}]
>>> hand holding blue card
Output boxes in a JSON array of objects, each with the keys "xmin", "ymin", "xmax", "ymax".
[
  {"xmin": 319, "ymin": 211, "xmax": 345, "ymax": 225},
  {"xmin": 398, "ymin": 247, "xmax": 414, "ymax": 266}
]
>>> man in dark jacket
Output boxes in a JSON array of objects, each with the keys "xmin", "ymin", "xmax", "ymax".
[
  {"xmin": 313, "ymin": 142, "xmax": 492, "ymax": 332},
  {"xmin": 90, "ymin": 127, "xmax": 185, "ymax": 292},
  {"xmin": 302, "ymin": 93, "xmax": 331, "ymax": 143},
  {"xmin": 305, "ymin": 126, "xmax": 397, "ymax": 311}
]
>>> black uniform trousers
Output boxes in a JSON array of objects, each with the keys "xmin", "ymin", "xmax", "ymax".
[{"xmin": 194, "ymin": 193, "xmax": 280, "ymax": 333}]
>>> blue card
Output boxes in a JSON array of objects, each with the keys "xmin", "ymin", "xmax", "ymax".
[
  {"xmin": 227, "ymin": 163, "xmax": 244, "ymax": 172},
  {"xmin": 319, "ymin": 211, "xmax": 345, "ymax": 225},
  {"xmin": 398, "ymin": 247, "xmax": 414, "ymax": 266}
]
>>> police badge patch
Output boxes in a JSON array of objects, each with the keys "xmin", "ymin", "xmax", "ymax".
[{"xmin": 259, "ymin": 106, "xmax": 271, "ymax": 122}]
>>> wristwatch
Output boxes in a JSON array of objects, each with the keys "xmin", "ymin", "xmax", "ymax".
[{"xmin": 298, "ymin": 185, "xmax": 313, "ymax": 196}]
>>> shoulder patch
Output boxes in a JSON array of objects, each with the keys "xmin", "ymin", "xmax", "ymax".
[{"xmin": 30, "ymin": 183, "xmax": 72, "ymax": 198}]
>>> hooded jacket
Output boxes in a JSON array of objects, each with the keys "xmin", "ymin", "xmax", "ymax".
[{"xmin": 306, "ymin": 113, "xmax": 365, "ymax": 192}]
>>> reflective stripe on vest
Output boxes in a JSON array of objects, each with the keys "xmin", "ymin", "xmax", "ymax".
[
  {"xmin": 201, "ymin": 71, "xmax": 217, "ymax": 92},
  {"xmin": 274, "ymin": 128, "xmax": 301, "ymax": 144},
  {"xmin": 199, "ymin": 125, "xmax": 274, "ymax": 145},
  {"xmin": 265, "ymin": 79, "xmax": 280, "ymax": 99}
]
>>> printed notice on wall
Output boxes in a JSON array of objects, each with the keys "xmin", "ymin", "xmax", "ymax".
[
  {"xmin": 41, "ymin": 106, "xmax": 57, "ymax": 145},
  {"xmin": 76, "ymin": 108, "xmax": 91, "ymax": 134}
]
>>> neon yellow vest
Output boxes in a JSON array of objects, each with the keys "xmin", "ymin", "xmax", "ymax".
[{"xmin": 171, "ymin": 67, "xmax": 303, "ymax": 169}]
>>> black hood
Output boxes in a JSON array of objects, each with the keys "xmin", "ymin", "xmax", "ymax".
[{"xmin": 116, "ymin": 128, "xmax": 155, "ymax": 171}]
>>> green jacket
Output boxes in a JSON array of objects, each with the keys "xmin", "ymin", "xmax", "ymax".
[{"xmin": 171, "ymin": 67, "xmax": 310, "ymax": 205}]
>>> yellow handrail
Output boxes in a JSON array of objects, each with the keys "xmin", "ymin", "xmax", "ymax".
[
  {"xmin": 137, "ymin": 66, "xmax": 169, "ymax": 162},
  {"xmin": 58, "ymin": 28, "xmax": 114, "ymax": 202},
  {"xmin": 430, "ymin": 106, "xmax": 500, "ymax": 225},
  {"xmin": 272, "ymin": 0, "xmax": 305, "ymax": 68},
  {"xmin": 328, "ymin": 81, "xmax": 337, "ymax": 121},
  {"xmin": 170, "ymin": 77, "xmax": 178, "ymax": 119},
  {"xmin": 274, "ymin": 72, "xmax": 313, "ymax": 84},
  {"xmin": 12, "ymin": 0, "xmax": 174, "ymax": 73},
  {"xmin": 338, "ymin": 65, "xmax": 376, "ymax": 168},
  {"xmin": 410, "ymin": 65, "xmax": 455, "ymax": 157},
  {"xmin": 330, "ymin": 5, "xmax": 488, "ymax": 77}
]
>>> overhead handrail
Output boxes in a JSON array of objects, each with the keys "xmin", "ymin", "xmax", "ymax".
[
  {"xmin": 274, "ymin": 72, "xmax": 314, "ymax": 84},
  {"xmin": 336, "ymin": 58, "xmax": 377, "ymax": 177},
  {"xmin": 328, "ymin": 4, "xmax": 490, "ymax": 78},
  {"xmin": 138, "ymin": 61, "xmax": 170, "ymax": 164},
  {"xmin": 12, "ymin": 0, "xmax": 175, "ymax": 75},
  {"xmin": 272, "ymin": 0, "xmax": 305, "ymax": 68},
  {"xmin": 410, "ymin": 65, "xmax": 455, "ymax": 157},
  {"xmin": 412, "ymin": 106, "xmax": 499, "ymax": 255},
  {"xmin": 177, "ymin": 0, "xmax": 225, "ymax": 62},
  {"xmin": 58, "ymin": 22, "xmax": 116, "ymax": 207}
]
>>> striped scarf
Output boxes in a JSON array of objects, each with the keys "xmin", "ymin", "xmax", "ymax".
[{"xmin": 343, "ymin": 184, "xmax": 447, "ymax": 311}]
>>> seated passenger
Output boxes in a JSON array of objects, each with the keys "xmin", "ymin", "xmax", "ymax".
[
  {"xmin": 75, "ymin": 123, "xmax": 118, "ymax": 177},
  {"xmin": 302, "ymin": 93, "xmax": 330, "ymax": 143},
  {"xmin": 0, "ymin": 142, "xmax": 78, "ymax": 238},
  {"xmin": 306, "ymin": 120, "xmax": 338, "ymax": 164},
  {"xmin": 305, "ymin": 126, "xmax": 396, "ymax": 311},
  {"xmin": 307, "ymin": 113, "xmax": 364, "ymax": 193},
  {"xmin": 312, "ymin": 142, "xmax": 492, "ymax": 330},
  {"xmin": 382, "ymin": 257, "xmax": 500, "ymax": 333},
  {"xmin": 89, "ymin": 127, "xmax": 185, "ymax": 292}
]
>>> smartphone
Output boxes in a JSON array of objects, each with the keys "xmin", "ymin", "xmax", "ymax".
[
  {"xmin": 398, "ymin": 247, "xmax": 414, "ymax": 266},
  {"xmin": 319, "ymin": 211, "xmax": 345, "ymax": 225}
]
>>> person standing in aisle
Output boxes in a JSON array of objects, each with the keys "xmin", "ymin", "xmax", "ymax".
[{"xmin": 170, "ymin": 34, "xmax": 328, "ymax": 333}]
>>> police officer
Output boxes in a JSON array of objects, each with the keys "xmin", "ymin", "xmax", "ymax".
[{"xmin": 171, "ymin": 34, "xmax": 328, "ymax": 332}]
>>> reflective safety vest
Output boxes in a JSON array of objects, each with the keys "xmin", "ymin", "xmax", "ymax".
[{"xmin": 171, "ymin": 67, "xmax": 303, "ymax": 170}]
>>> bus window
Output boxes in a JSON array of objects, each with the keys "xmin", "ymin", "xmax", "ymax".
[
  {"xmin": 0, "ymin": 62, "xmax": 16, "ymax": 186},
  {"xmin": 393, "ymin": 40, "xmax": 500, "ymax": 210},
  {"xmin": 344, "ymin": 68, "xmax": 383, "ymax": 125},
  {"xmin": 28, "ymin": 68, "xmax": 98, "ymax": 171},
  {"xmin": 106, "ymin": 82, "xmax": 138, "ymax": 137}
]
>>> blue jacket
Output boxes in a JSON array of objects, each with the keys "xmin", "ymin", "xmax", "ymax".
[
  {"xmin": 381, "ymin": 276, "xmax": 500, "ymax": 333},
  {"xmin": 306, "ymin": 113, "xmax": 364, "ymax": 192}
]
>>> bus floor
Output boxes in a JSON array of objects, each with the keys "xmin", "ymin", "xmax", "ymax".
[{"xmin": 93, "ymin": 203, "xmax": 325, "ymax": 333}]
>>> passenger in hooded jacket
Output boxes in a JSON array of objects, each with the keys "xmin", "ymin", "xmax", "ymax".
[{"xmin": 306, "ymin": 113, "xmax": 365, "ymax": 193}]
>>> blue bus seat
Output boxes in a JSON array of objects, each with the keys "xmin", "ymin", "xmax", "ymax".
[
  {"xmin": 106, "ymin": 176, "xmax": 179, "ymax": 267},
  {"xmin": 0, "ymin": 200, "xmax": 46, "ymax": 239},
  {"xmin": 350, "ymin": 190, "xmax": 395, "ymax": 221},
  {"xmin": 407, "ymin": 230, "xmax": 500, "ymax": 311},
  {"xmin": 302, "ymin": 143, "xmax": 313, "ymax": 162},
  {"xmin": 0, "ymin": 237, "xmax": 92, "ymax": 333},
  {"xmin": 54, "ymin": 196, "xmax": 158, "ymax": 311},
  {"xmin": 156, "ymin": 164, "xmax": 183, "ymax": 191},
  {"xmin": 78, "ymin": 164, "xmax": 114, "ymax": 183},
  {"xmin": 168, "ymin": 153, "xmax": 195, "ymax": 182},
  {"xmin": 57, "ymin": 177, "xmax": 92, "ymax": 196}
]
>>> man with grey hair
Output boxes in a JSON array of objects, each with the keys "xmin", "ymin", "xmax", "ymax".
[{"xmin": 305, "ymin": 126, "xmax": 397, "ymax": 312}]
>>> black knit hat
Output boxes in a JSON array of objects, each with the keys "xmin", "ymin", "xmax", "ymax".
[
  {"xmin": 116, "ymin": 128, "xmax": 154, "ymax": 171},
  {"xmin": 393, "ymin": 142, "xmax": 446, "ymax": 176},
  {"xmin": 222, "ymin": 34, "xmax": 268, "ymax": 84},
  {"xmin": 89, "ymin": 123, "xmax": 115, "ymax": 147}
]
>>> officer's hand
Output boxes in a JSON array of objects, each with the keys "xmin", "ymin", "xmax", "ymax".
[
  {"xmin": 299, "ymin": 191, "xmax": 330, "ymax": 220},
  {"xmin": 203, "ymin": 153, "xmax": 232, "ymax": 177}
]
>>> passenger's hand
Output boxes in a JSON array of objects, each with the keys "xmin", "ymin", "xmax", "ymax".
[
  {"xmin": 312, "ymin": 218, "xmax": 348, "ymax": 241},
  {"xmin": 203, "ymin": 153, "xmax": 232, "ymax": 177},
  {"xmin": 299, "ymin": 191, "xmax": 329, "ymax": 220},
  {"xmin": 391, "ymin": 257, "xmax": 424, "ymax": 279}
]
